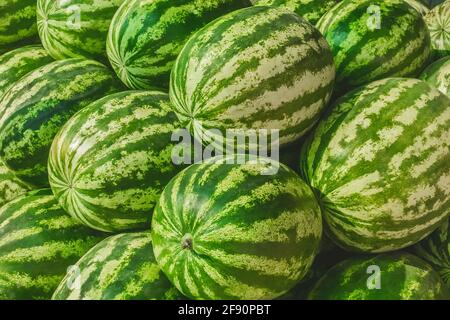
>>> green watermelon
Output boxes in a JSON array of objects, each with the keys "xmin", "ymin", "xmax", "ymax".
[
  {"xmin": 308, "ymin": 252, "xmax": 448, "ymax": 300},
  {"xmin": 0, "ymin": 45, "xmax": 53, "ymax": 99},
  {"xmin": 411, "ymin": 219, "xmax": 450, "ymax": 286},
  {"xmin": 0, "ymin": 58, "xmax": 123, "ymax": 188},
  {"xmin": 37, "ymin": 0, "xmax": 124, "ymax": 61},
  {"xmin": 170, "ymin": 6, "xmax": 335, "ymax": 152},
  {"xmin": 107, "ymin": 0, "xmax": 252, "ymax": 90},
  {"xmin": 250, "ymin": 0, "xmax": 339, "ymax": 24},
  {"xmin": 405, "ymin": 0, "xmax": 431, "ymax": 15},
  {"xmin": 0, "ymin": 0, "xmax": 38, "ymax": 53},
  {"xmin": 317, "ymin": 0, "xmax": 432, "ymax": 94},
  {"xmin": 424, "ymin": 0, "xmax": 450, "ymax": 58},
  {"xmin": 0, "ymin": 189, "xmax": 106, "ymax": 300},
  {"xmin": 52, "ymin": 232, "xmax": 184, "ymax": 300},
  {"xmin": 0, "ymin": 160, "xmax": 30, "ymax": 208},
  {"xmin": 300, "ymin": 78, "xmax": 450, "ymax": 253},
  {"xmin": 152, "ymin": 156, "xmax": 323, "ymax": 300},
  {"xmin": 48, "ymin": 91, "xmax": 184, "ymax": 233},
  {"xmin": 421, "ymin": 56, "xmax": 450, "ymax": 98}
]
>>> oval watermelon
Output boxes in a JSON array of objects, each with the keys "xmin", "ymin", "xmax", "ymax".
[
  {"xmin": 0, "ymin": 189, "xmax": 106, "ymax": 300},
  {"xmin": 170, "ymin": 6, "xmax": 336, "ymax": 151},
  {"xmin": 37, "ymin": 0, "xmax": 124, "ymax": 61},
  {"xmin": 251, "ymin": 0, "xmax": 339, "ymax": 24},
  {"xmin": 152, "ymin": 156, "xmax": 323, "ymax": 300},
  {"xmin": 420, "ymin": 56, "xmax": 450, "ymax": 98},
  {"xmin": 317, "ymin": 0, "xmax": 431, "ymax": 94},
  {"xmin": 424, "ymin": 0, "xmax": 450, "ymax": 58},
  {"xmin": 300, "ymin": 77, "xmax": 450, "ymax": 253},
  {"xmin": 52, "ymin": 232, "xmax": 184, "ymax": 300},
  {"xmin": 0, "ymin": 58, "xmax": 123, "ymax": 188},
  {"xmin": 107, "ymin": 0, "xmax": 252, "ymax": 90},
  {"xmin": 0, "ymin": 0, "xmax": 38, "ymax": 53},
  {"xmin": 308, "ymin": 252, "xmax": 448, "ymax": 300},
  {"xmin": 49, "ymin": 91, "xmax": 185, "ymax": 233}
]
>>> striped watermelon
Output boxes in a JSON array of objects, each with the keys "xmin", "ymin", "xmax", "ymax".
[
  {"xmin": 0, "ymin": 45, "xmax": 53, "ymax": 99},
  {"xmin": 0, "ymin": 160, "xmax": 30, "ymax": 208},
  {"xmin": 52, "ymin": 232, "xmax": 184, "ymax": 300},
  {"xmin": 170, "ymin": 6, "xmax": 336, "ymax": 151},
  {"xmin": 411, "ymin": 219, "xmax": 450, "ymax": 286},
  {"xmin": 107, "ymin": 0, "xmax": 252, "ymax": 90},
  {"xmin": 0, "ymin": 59, "xmax": 123, "ymax": 188},
  {"xmin": 308, "ymin": 252, "xmax": 449, "ymax": 300},
  {"xmin": 0, "ymin": 0, "xmax": 38, "ymax": 53},
  {"xmin": 424, "ymin": 0, "xmax": 450, "ymax": 58},
  {"xmin": 48, "ymin": 91, "xmax": 184, "ymax": 233},
  {"xmin": 0, "ymin": 189, "xmax": 106, "ymax": 300},
  {"xmin": 300, "ymin": 78, "xmax": 450, "ymax": 253},
  {"xmin": 152, "ymin": 156, "xmax": 323, "ymax": 300},
  {"xmin": 250, "ymin": 0, "xmax": 339, "ymax": 24},
  {"xmin": 405, "ymin": 0, "xmax": 431, "ymax": 15},
  {"xmin": 421, "ymin": 56, "xmax": 450, "ymax": 98},
  {"xmin": 317, "ymin": 0, "xmax": 432, "ymax": 94},
  {"xmin": 37, "ymin": 0, "xmax": 124, "ymax": 61}
]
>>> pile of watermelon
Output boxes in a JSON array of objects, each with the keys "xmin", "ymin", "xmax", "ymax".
[{"xmin": 0, "ymin": 0, "xmax": 449, "ymax": 301}]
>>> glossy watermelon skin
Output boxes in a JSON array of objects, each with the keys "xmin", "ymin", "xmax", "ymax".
[
  {"xmin": 0, "ymin": 45, "xmax": 53, "ymax": 99},
  {"xmin": 420, "ymin": 56, "xmax": 450, "ymax": 98},
  {"xmin": 170, "ymin": 6, "xmax": 335, "ymax": 151},
  {"xmin": 411, "ymin": 219, "xmax": 450, "ymax": 286},
  {"xmin": 52, "ymin": 232, "xmax": 184, "ymax": 300},
  {"xmin": 0, "ymin": 189, "xmax": 106, "ymax": 300},
  {"xmin": 300, "ymin": 78, "xmax": 450, "ymax": 253},
  {"xmin": 424, "ymin": 1, "xmax": 450, "ymax": 58},
  {"xmin": 107, "ymin": 0, "xmax": 252, "ymax": 90},
  {"xmin": 37, "ymin": 0, "xmax": 124, "ymax": 61},
  {"xmin": 317, "ymin": 0, "xmax": 431, "ymax": 94},
  {"xmin": 308, "ymin": 252, "xmax": 448, "ymax": 300},
  {"xmin": 48, "ymin": 91, "xmax": 185, "ymax": 233},
  {"xmin": 0, "ymin": 0, "xmax": 39, "ymax": 53},
  {"xmin": 152, "ymin": 157, "xmax": 322, "ymax": 300},
  {"xmin": 251, "ymin": 0, "xmax": 339, "ymax": 24},
  {"xmin": 0, "ymin": 59, "xmax": 123, "ymax": 188}
]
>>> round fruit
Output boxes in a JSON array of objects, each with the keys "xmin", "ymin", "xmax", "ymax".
[
  {"xmin": 420, "ymin": 56, "xmax": 450, "ymax": 98},
  {"xmin": 424, "ymin": 0, "xmax": 450, "ymax": 58}
]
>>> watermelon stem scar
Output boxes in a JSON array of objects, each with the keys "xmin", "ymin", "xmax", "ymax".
[{"xmin": 182, "ymin": 234, "xmax": 193, "ymax": 250}]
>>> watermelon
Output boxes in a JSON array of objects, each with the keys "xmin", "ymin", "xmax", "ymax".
[
  {"xmin": 0, "ymin": 58, "xmax": 123, "ymax": 188},
  {"xmin": 170, "ymin": 6, "xmax": 336, "ymax": 152},
  {"xmin": 48, "ymin": 91, "xmax": 185, "ymax": 233},
  {"xmin": 317, "ymin": 0, "xmax": 432, "ymax": 94},
  {"xmin": 106, "ymin": 0, "xmax": 252, "ymax": 90},
  {"xmin": 420, "ymin": 56, "xmax": 450, "ymax": 98},
  {"xmin": 52, "ymin": 232, "xmax": 184, "ymax": 300},
  {"xmin": 250, "ymin": 0, "xmax": 339, "ymax": 24},
  {"xmin": 411, "ymin": 219, "xmax": 450, "ymax": 286},
  {"xmin": 0, "ymin": 0, "xmax": 38, "ymax": 53},
  {"xmin": 405, "ymin": 0, "xmax": 431, "ymax": 15},
  {"xmin": 300, "ymin": 78, "xmax": 450, "ymax": 253},
  {"xmin": 151, "ymin": 156, "xmax": 323, "ymax": 300},
  {"xmin": 0, "ymin": 160, "xmax": 30, "ymax": 208},
  {"xmin": 308, "ymin": 252, "xmax": 449, "ymax": 300},
  {"xmin": 0, "ymin": 189, "xmax": 106, "ymax": 300},
  {"xmin": 0, "ymin": 45, "xmax": 53, "ymax": 99},
  {"xmin": 424, "ymin": 0, "xmax": 450, "ymax": 58},
  {"xmin": 37, "ymin": 0, "xmax": 124, "ymax": 61}
]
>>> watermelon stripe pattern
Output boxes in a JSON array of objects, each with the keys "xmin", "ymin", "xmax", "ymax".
[
  {"xmin": 170, "ymin": 6, "xmax": 336, "ymax": 150},
  {"xmin": 48, "ymin": 91, "xmax": 184, "ymax": 233},
  {"xmin": 0, "ymin": 0, "xmax": 38, "ymax": 53},
  {"xmin": 308, "ymin": 252, "xmax": 448, "ymax": 300},
  {"xmin": 0, "ymin": 160, "xmax": 30, "ymax": 208},
  {"xmin": 0, "ymin": 45, "xmax": 53, "ymax": 99},
  {"xmin": 0, "ymin": 58, "xmax": 123, "ymax": 188},
  {"xmin": 424, "ymin": 0, "xmax": 450, "ymax": 58},
  {"xmin": 107, "ymin": 0, "xmax": 252, "ymax": 90},
  {"xmin": 251, "ymin": 0, "xmax": 340, "ymax": 24},
  {"xmin": 152, "ymin": 157, "xmax": 322, "ymax": 300},
  {"xmin": 300, "ymin": 78, "xmax": 450, "ymax": 253},
  {"xmin": 317, "ymin": 0, "xmax": 431, "ymax": 93},
  {"xmin": 405, "ymin": 0, "xmax": 430, "ymax": 15},
  {"xmin": 52, "ymin": 232, "xmax": 184, "ymax": 300},
  {"xmin": 420, "ymin": 56, "xmax": 450, "ymax": 98},
  {"xmin": 37, "ymin": 0, "xmax": 124, "ymax": 61},
  {"xmin": 0, "ymin": 189, "xmax": 106, "ymax": 300}
]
